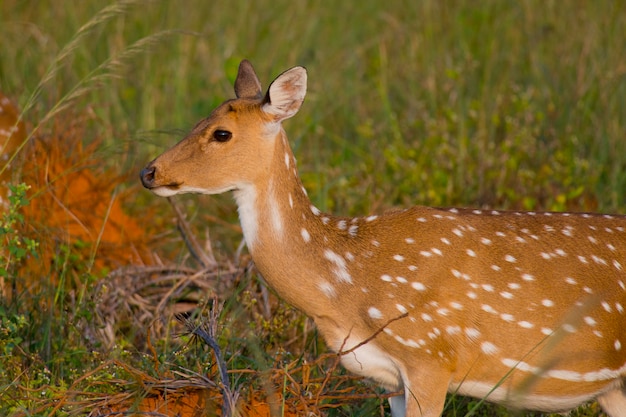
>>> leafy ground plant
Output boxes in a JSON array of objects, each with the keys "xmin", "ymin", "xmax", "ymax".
[{"xmin": 0, "ymin": 184, "xmax": 38, "ymax": 290}]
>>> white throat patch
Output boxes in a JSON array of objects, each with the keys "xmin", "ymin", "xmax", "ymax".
[{"xmin": 234, "ymin": 184, "xmax": 258, "ymax": 248}]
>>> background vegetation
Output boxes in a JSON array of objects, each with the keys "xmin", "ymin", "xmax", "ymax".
[{"xmin": 1, "ymin": 0, "xmax": 625, "ymax": 415}]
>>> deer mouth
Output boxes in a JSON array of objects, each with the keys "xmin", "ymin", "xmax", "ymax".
[{"xmin": 149, "ymin": 182, "xmax": 184, "ymax": 197}]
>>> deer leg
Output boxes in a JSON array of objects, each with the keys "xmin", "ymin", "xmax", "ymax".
[
  {"xmin": 597, "ymin": 384, "xmax": 626, "ymax": 417},
  {"xmin": 402, "ymin": 364, "xmax": 450, "ymax": 417},
  {"xmin": 389, "ymin": 394, "xmax": 406, "ymax": 417}
]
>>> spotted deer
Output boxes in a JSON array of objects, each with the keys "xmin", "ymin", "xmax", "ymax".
[{"xmin": 140, "ymin": 60, "xmax": 626, "ymax": 416}]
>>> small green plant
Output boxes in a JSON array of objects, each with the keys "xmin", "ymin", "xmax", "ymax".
[{"xmin": 0, "ymin": 183, "xmax": 38, "ymax": 298}]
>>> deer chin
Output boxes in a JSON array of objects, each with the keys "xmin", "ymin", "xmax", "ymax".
[
  {"xmin": 150, "ymin": 184, "xmax": 236, "ymax": 197},
  {"xmin": 148, "ymin": 185, "xmax": 180, "ymax": 197}
]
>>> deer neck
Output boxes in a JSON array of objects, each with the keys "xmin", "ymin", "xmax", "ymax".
[{"xmin": 232, "ymin": 129, "xmax": 346, "ymax": 316}]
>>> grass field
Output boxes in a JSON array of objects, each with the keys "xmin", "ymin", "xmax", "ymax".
[{"xmin": 1, "ymin": 1, "xmax": 626, "ymax": 415}]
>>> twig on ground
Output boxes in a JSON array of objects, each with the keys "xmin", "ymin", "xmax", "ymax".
[
  {"xmin": 177, "ymin": 297, "xmax": 239, "ymax": 416},
  {"xmin": 167, "ymin": 196, "xmax": 217, "ymax": 269}
]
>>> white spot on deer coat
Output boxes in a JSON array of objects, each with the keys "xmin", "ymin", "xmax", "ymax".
[
  {"xmin": 324, "ymin": 249, "xmax": 352, "ymax": 283},
  {"xmin": 481, "ymin": 341, "xmax": 499, "ymax": 355},
  {"xmin": 592, "ymin": 255, "xmax": 608, "ymax": 265},
  {"xmin": 446, "ymin": 325, "xmax": 462, "ymax": 335},
  {"xmin": 368, "ymin": 307, "xmax": 383, "ymax": 319},
  {"xmin": 482, "ymin": 304, "xmax": 497, "ymax": 314},
  {"xmin": 541, "ymin": 327, "xmax": 553, "ymax": 336},
  {"xmin": 584, "ymin": 316, "xmax": 597, "ymax": 326},
  {"xmin": 500, "ymin": 313, "xmax": 515, "ymax": 322},
  {"xmin": 450, "ymin": 302, "xmax": 463, "ymax": 310},
  {"xmin": 318, "ymin": 281, "xmax": 336, "ymax": 298},
  {"xmin": 465, "ymin": 328, "xmax": 481, "ymax": 340},
  {"xmin": 504, "ymin": 255, "xmax": 516, "ymax": 263},
  {"xmin": 301, "ymin": 228, "xmax": 311, "ymax": 243},
  {"xmin": 563, "ymin": 324, "xmax": 577, "ymax": 333}
]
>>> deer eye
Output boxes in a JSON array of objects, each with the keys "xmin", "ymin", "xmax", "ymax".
[{"xmin": 213, "ymin": 129, "xmax": 232, "ymax": 142}]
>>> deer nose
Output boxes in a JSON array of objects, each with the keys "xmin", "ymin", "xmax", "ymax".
[{"xmin": 140, "ymin": 165, "xmax": 156, "ymax": 188}]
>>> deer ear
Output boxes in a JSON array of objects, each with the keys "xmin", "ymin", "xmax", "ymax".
[
  {"xmin": 262, "ymin": 66, "xmax": 307, "ymax": 121},
  {"xmin": 234, "ymin": 60, "xmax": 263, "ymax": 99}
]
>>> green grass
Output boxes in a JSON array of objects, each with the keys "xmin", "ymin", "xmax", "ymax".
[{"xmin": 1, "ymin": 1, "xmax": 625, "ymax": 415}]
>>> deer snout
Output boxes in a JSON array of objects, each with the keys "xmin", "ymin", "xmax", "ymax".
[{"xmin": 140, "ymin": 164, "xmax": 156, "ymax": 189}]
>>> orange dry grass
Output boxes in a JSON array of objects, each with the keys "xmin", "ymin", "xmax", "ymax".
[
  {"xmin": 0, "ymin": 92, "xmax": 27, "ymax": 198},
  {"xmin": 100, "ymin": 391, "xmax": 296, "ymax": 417},
  {"xmin": 103, "ymin": 390, "xmax": 221, "ymax": 417},
  {"xmin": 0, "ymin": 93, "xmax": 154, "ymax": 296},
  {"xmin": 23, "ymin": 123, "xmax": 151, "ymax": 261},
  {"xmin": 22, "ymin": 120, "xmax": 154, "ymax": 284}
]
